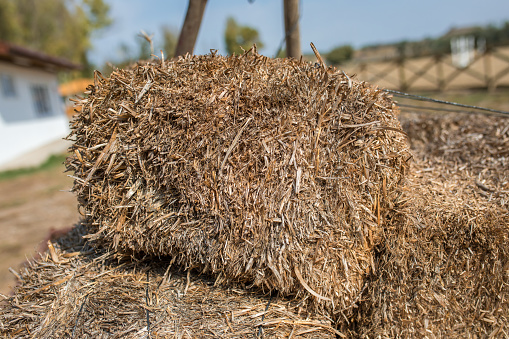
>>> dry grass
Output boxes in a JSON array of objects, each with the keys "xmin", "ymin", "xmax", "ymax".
[
  {"xmin": 1, "ymin": 225, "xmax": 339, "ymax": 338},
  {"xmin": 355, "ymin": 112, "xmax": 509, "ymax": 337},
  {"xmin": 65, "ymin": 50, "xmax": 409, "ymax": 319}
]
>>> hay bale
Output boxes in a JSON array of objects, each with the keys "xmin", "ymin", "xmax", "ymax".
[
  {"xmin": 355, "ymin": 112, "xmax": 509, "ymax": 337},
  {"xmin": 3, "ymin": 89, "xmax": 507, "ymax": 337},
  {"xmin": 402, "ymin": 112, "xmax": 509, "ymax": 207},
  {"xmin": 0, "ymin": 225, "xmax": 338, "ymax": 338},
  {"xmin": 66, "ymin": 51, "xmax": 410, "ymax": 315},
  {"xmin": 359, "ymin": 167, "xmax": 509, "ymax": 337}
]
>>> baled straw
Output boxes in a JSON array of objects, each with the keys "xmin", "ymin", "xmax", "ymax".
[
  {"xmin": 0, "ymin": 224, "xmax": 338, "ymax": 338},
  {"xmin": 357, "ymin": 112, "xmax": 509, "ymax": 337},
  {"xmin": 2, "ymin": 98, "xmax": 508, "ymax": 338},
  {"xmin": 65, "ymin": 50, "xmax": 410, "ymax": 315}
]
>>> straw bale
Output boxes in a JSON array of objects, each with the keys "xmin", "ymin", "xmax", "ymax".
[
  {"xmin": 402, "ymin": 112, "xmax": 509, "ymax": 208},
  {"xmin": 0, "ymin": 224, "xmax": 338, "ymax": 338},
  {"xmin": 65, "ymin": 50, "xmax": 410, "ymax": 316},
  {"xmin": 360, "ymin": 170, "xmax": 509, "ymax": 337},
  {"xmin": 2, "ymin": 107, "xmax": 507, "ymax": 337},
  {"xmin": 355, "ymin": 112, "xmax": 509, "ymax": 337}
]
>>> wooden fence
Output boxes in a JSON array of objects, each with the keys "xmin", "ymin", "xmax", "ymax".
[{"xmin": 342, "ymin": 46, "xmax": 509, "ymax": 92}]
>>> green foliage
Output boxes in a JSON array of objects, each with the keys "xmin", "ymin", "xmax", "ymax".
[
  {"xmin": 106, "ymin": 26, "xmax": 178, "ymax": 72},
  {"xmin": 0, "ymin": 0, "xmax": 21, "ymax": 42},
  {"xmin": 360, "ymin": 21, "xmax": 509, "ymax": 61},
  {"xmin": 476, "ymin": 21, "xmax": 509, "ymax": 47},
  {"xmin": 326, "ymin": 45, "xmax": 353, "ymax": 65},
  {"xmin": 137, "ymin": 34, "xmax": 153, "ymax": 60},
  {"xmin": 161, "ymin": 25, "xmax": 177, "ymax": 59},
  {"xmin": 0, "ymin": 154, "xmax": 66, "ymax": 181},
  {"xmin": 224, "ymin": 17, "xmax": 264, "ymax": 55},
  {"xmin": 394, "ymin": 21, "xmax": 509, "ymax": 59},
  {"xmin": 0, "ymin": 0, "xmax": 112, "ymax": 77},
  {"xmin": 396, "ymin": 38, "xmax": 450, "ymax": 58},
  {"xmin": 82, "ymin": 0, "xmax": 112, "ymax": 31},
  {"xmin": 395, "ymin": 40, "xmax": 408, "ymax": 58}
]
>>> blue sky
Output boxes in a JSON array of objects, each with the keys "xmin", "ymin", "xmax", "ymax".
[{"xmin": 89, "ymin": 0, "xmax": 509, "ymax": 65}]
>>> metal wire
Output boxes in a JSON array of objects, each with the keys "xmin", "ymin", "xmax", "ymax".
[
  {"xmin": 257, "ymin": 292, "xmax": 276, "ymax": 338},
  {"xmin": 397, "ymin": 103, "xmax": 509, "ymax": 117},
  {"xmin": 72, "ymin": 294, "xmax": 89, "ymax": 338},
  {"xmin": 385, "ymin": 89, "xmax": 509, "ymax": 116},
  {"xmin": 146, "ymin": 271, "xmax": 151, "ymax": 338}
]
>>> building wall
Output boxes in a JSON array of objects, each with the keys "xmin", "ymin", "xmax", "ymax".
[
  {"xmin": 0, "ymin": 116, "xmax": 69, "ymax": 168},
  {"xmin": 0, "ymin": 61, "xmax": 65, "ymax": 122},
  {"xmin": 0, "ymin": 61, "xmax": 69, "ymax": 168}
]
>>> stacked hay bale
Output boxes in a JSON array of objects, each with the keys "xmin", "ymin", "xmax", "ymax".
[
  {"xmin": 402, "ymin": 112, "xmax": 509, "ymax": 207},
  {"xmin": 358, "ymin": 113, "xmax": 509, "ymax": 337},
  {"xmin": 0, "ymin": 225, "xmax": 338, "ymax": 338},
  {"xmin": 65, "ymin": 50, "xmax": 410, "ymax": 319},
  {"xmin": 360, "ymin": 171, "xmax": 509, "ymax": 337},
  {"xmin": 1, "ymin": 52, "xmax": 508, "ymax": 337}
]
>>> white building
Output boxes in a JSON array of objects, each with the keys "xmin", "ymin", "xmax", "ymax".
[
  {"xmin": 443, "ymin": 27, "xmax": 486, "ymax": 69},
  {"xmin": 0, "ymin": 41, "xmax": 79, "ymax": 170}
]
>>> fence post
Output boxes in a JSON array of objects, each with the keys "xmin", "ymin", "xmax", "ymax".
[
  {"xmin": 484, "ymin": 48, "xmax": 496, "ymax": 92},
  {"xmin": 398, "ymin": 58, "xmax": 407, "ymax": 91},
  {"xmin": 435, "ymin": 55, "xmax": 445, "ymax": 91}
]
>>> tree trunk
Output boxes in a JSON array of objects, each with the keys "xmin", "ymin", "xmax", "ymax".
[
  {"xmin": 175, "ymin": 0, "xmax": 208, "ymax": 57},
  {"xmin": 283, "ymin": 0, "xmax": 301, "ymax": 59}
]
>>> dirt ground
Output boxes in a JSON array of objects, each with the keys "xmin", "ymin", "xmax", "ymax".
[{"xmin": 0, "ymin": 162, "xmax": 79, "ymax": 296}]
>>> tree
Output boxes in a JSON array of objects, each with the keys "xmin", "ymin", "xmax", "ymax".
[
  {"xmin": 0, "ymin": 0, "xmax": 22, "ymax": 42},
  {"xmin": 283, "ymin": 0, "xmax": 301, "ymax": 58},
  {"xmin": 477, "ymin": 21, "xmax": 509, "ymax": 47},
  {"xmin": 224, "ymin": 17, "xmax": 264, "ymax": 55},
  {"xmin": 175, "ymin": 0, "xmax": 208, "ymax": 56},
  {"xmin": 396, "ymin": 40, "xmax": 408, "ymax": 58},
  {"xmin": 0, "ymin": 0, "xmax": 111, "ymax": 76},
  {"xmin": 276, "ymin": 49, "xmax": 286, "ymax": 58},
  {"xmin": 137, "ymin": 27, "xmax": 178, "ymax": 61},
  {"xmin": 326, "ymin": 45, "xmax": 354, "ymax": 65}
]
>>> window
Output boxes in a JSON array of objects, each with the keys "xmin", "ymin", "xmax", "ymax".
[
  {"xmin": 31, "ymin": 85, "xmax": 52, "ymax": 116},
  {"xmin": 1, "ymin": 74, "xmax": 16, "ymax": 97}
]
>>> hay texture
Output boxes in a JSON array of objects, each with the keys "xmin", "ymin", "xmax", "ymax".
[
  {"xmin": 0, "ymin": 225, "xmax": 337, "ymax": 338},
  {"xmin": 358, "ymin": 112, "xmax": 509, "ymax": 337},
  {"xmin": 1, "ymin": 102, "xmax": 508, "ymax": 337},
  {"xmin": 66, "ymin": 51, "xmax": 410, "ymax": 315},
  {"xmin": 361, "ymin": 167, "xmax": 509, "ymax": 337}
]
